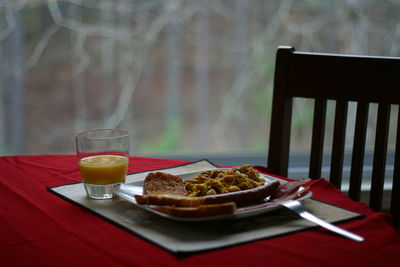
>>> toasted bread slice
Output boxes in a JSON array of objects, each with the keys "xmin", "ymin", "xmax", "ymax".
[
  {"xmin": 134, "ymin": 193, "xmax": 206, "ymax": 207},
  {"xmin": 143, "ymin": 172, "xmax": 187, "ymax": 196},
  {"xmin": 152, "ymin": 202, "xmax": 236, "ymax": 218}
]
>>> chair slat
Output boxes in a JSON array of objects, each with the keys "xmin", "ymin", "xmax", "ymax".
[
  {"xmin": 309, "ymin": 98, "xmax": 327, "ymax": 179},
  {"xmin": 267, "ymin": 47, "xmax": 294, "ymax": 177},
  {"xmin": 369, "ymin": 103, "xmax": 390, "ymax": 211},
  {"xmin": 348, "ymin": 102, "xmax": 369, "ymax": 201},
  {"xmin": 391, "ymin": 106, "xmax": 400, "ymax": 228},
  {"xmin": 330, "ymin": 100, "xmax": 348, "ymax": 188}
]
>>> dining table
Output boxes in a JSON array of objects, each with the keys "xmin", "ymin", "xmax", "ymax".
[{"xmin": 1, "ymin": 154, "xmax": 400, "ymax": 267}]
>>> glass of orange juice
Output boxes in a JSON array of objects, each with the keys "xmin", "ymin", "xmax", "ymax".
[{"xmin": 76, "ymin": 129, "xmax": 129, "ymax": 199}]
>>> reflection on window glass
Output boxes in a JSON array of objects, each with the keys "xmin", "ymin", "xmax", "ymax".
[{"xmin": 1, "ymin": 0, "xmax": 400, "ymax": 156}]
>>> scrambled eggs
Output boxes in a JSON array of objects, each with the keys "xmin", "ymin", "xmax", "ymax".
[{"xmin": 185, "ymin": 164, "xmax": 265, "ymax": 197}]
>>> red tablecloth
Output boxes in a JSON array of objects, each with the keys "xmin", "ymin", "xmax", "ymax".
[{"xmin": 1, "ymin": 155, "xmax": 399, "ymax": 266}]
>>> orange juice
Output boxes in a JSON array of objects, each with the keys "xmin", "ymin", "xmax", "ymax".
[{"xmin": 79, "ymin": 155, "xmax": 128, "ymax": 185}]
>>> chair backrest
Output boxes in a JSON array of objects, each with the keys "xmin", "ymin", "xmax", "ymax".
[{"xmin": 268, "ymin": 46, "xmax": 400, "ymax": 228}]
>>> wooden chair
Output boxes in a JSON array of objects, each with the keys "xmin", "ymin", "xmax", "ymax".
[{"xmin": 267, "ymin": 46, "xmax": 400, "ymax": 228}]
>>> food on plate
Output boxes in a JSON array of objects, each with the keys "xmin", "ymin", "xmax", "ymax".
[
  {"xmin": 184, "ymin": 164, "xmax": 280, "ymax": 205},
  {"xmin": 269, "ymin": 178, "xmax": 311, "ymax": 202},
  {"xmin": 143, "ymin": 172, "xmax": 187, "ymax": 196},
  {"xmin": 131, "ymin": 165, "xmax": 311, "ymax": 218},
  {"xmin": 135, "ymin": 179, "xmax": 279, "ymax": 207},
  {"xmin": 137, "ymin": 164, "xmax": 280, "ymax": 205},
  {"xmin": 185, "ymin": 164, "xmax": 265, "ymax": 196},
  {"xmin": 132, "ymin": 165, "xmax": 286, "ymax": 218}
]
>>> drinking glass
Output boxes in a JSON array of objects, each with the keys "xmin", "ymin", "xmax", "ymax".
[{"xmin": 76, "ymin": 129, "xmax": 129, "ymax": 199}]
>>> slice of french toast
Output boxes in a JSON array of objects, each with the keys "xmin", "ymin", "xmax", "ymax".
[{"xmin": 152, "ymin": 202, "xmax": 237, "ymax": 218}]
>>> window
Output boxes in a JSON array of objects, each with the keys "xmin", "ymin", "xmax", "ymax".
[{"xmin": 1, "ymin": 0, "xmax": 400, "ymax": 173}]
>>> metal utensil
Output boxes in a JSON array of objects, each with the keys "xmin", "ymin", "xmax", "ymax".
[{"xmin": 280, "ymin": 200, "xmax": 364, "ymax": 242}]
